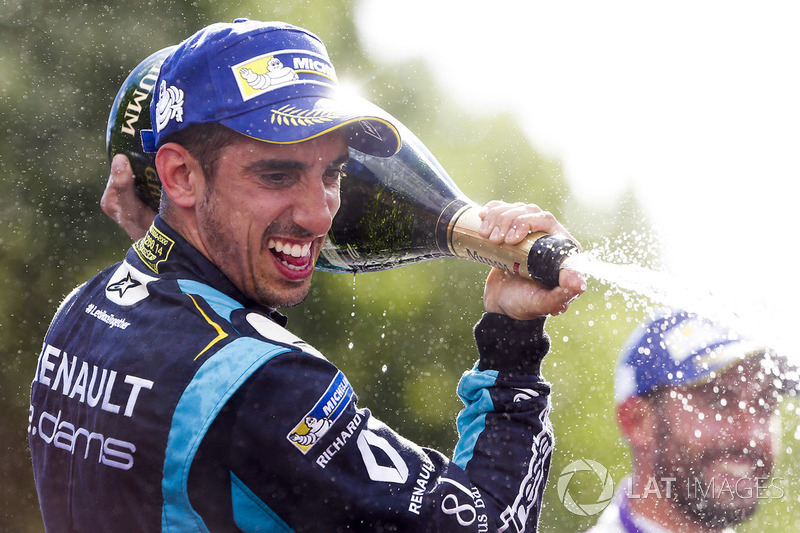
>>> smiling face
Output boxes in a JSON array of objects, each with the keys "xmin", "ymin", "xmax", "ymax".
[
  {"xmin": 650, "ymin": 355, "xmax": 780, "ymax": 528},
  {"xmin": 192, "ymin": 131, "xmax": 348, "ymax": 308}
]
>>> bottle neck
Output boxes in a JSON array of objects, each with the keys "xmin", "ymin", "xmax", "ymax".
[{"xmin": 443, "ymin": 203, "xmax": 552, "ymax": 281}]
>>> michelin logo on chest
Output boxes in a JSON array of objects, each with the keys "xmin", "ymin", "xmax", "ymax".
[{"xmin": 287, "ymin": 370, "xmax": 354, "ymax": 454}]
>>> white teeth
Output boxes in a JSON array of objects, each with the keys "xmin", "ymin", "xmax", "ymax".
[
  {"xmin": 268, "ymin": 239, "xmax": 311, "ymax": 258},
  {"xmin": 716, "ymin": 460, "xmax": 752, "ymax": 478}
]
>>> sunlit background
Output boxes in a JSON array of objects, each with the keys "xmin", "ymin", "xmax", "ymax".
[
  {"xmin": 1, "ymin": 1, "xmax": 798, "ymax": 531},
  {"xmin": 358, "ymin": 0, "xmax": 800, "ymax": 360}
]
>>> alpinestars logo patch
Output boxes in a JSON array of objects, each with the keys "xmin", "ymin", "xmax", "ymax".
[
  {"xmin": 107, "ymin": 272, "xmax": 141, "ymax": 297},
  {"xmin": 105, "ymin": 262, "xmax": 158, "ymax": 307}
]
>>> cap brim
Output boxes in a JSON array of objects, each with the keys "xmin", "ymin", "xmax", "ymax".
[
  {"xmin": 219, "ymin": 94, "xmax": 401, "ymax": 157},
  {"xmin": 689, "ymin": 339, "xmax": 762, "ymax": 379},
  {"xmin": 616, "ymin": 340, "xmax": 778, "ymax": 404},
  {"xmin": 663, "ymin": 344, "xmax": 798, "ymax": 396}
]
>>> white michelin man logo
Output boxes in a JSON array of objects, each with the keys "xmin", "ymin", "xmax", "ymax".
[
  {"xmin": 154, "ymin": 80, "xmax": 185, "ymax": 132},
  {"xmin": 239, "ymin": 56, "xmax": 298, "ymax": 90},
  {"xmin": 288, "ymin": 415, "xmax": 333, "ymax": 447}
]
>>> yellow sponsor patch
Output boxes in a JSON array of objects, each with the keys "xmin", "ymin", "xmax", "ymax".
[
  {"xmin": 287, "ymin": 371, "xmax": 353, "ymax": 454},
  {"xmin": 133, "ymin": 224, "xmax": 175, "ymax": 273},
  {"xmin": 232, "ymin": 53, "xmax": 299, "ymax": 101}
]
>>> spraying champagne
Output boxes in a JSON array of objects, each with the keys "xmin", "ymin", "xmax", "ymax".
[{"xmin": 106, "ymin": 48, "xmax": 577, "ymax": 289}]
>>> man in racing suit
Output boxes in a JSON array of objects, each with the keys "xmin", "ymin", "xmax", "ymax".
[{"xmin": 29, "ymin": 19, "xmax": 585, "ymax": 532}]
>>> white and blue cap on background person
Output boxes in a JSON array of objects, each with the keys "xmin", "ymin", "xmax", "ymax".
[
  {"xmin": 141, "ymin": 18, "xmax": 401, "ymax": 157},
  {"xmin": 614, "ymin": 309, "xmax": 791, "ymax": 404}
]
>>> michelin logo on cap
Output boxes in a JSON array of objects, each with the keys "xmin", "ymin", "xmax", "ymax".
[
  {"xmin": 232, "ymin": 50, "xmax": 337, "ymax": 102},
  {"xmin": 140, "ymin": 19, "xmax": 402, "ymax": 157}
]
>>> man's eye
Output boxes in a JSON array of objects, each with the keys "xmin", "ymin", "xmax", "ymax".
[
  {"xmin": 261, "ymin": 173, "xmax": 291, "ymax": 186},
  {"xmin": 324, "ymin": 168, "xmax": 345, "ymax": 184}
]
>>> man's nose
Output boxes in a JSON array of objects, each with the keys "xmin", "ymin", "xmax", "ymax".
[
  {"xmin": 292, "ymin": 180, "xmax": 336, "ymax": 236},
  {"xmin": 721, "ymin": 409, "xmax": 773, "ymax": 447}
]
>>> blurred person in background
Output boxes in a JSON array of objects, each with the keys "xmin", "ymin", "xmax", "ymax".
[{"xmin": 588, "ymin": 309, "xmax": 793, "ymax": 533}]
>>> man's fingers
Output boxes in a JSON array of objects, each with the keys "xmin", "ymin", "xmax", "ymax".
[
  {"xmin": 101, "ymin": 154, "xmax": 155, "ymax": 240},
  {"xmin": 483, "ymin": 267, "xmax": 586, "ymax": 319},
  {"xmin": 477, "ymin": 201, "xmax": 579, "ymax": 249}
]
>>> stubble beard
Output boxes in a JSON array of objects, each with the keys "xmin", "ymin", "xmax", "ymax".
[
  {"xmin": 654, "ymin": 424, "xmax": 765, "ymax": 530},
  {"xmin": 199, "ymin": 188, "xmax": 315, "ymax": 310}
]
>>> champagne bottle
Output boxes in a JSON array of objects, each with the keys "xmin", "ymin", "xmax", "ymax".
[
  {"xmin": 106, "ymin": 49, "xmax": 577, "ymax": 289},
  {"xmin": 315, "ymin": 116, "xmax": 577, "ymax": 288},
  {"xmin": 106, "ymin": 46, "xmax": 176, "ymax": 212}
]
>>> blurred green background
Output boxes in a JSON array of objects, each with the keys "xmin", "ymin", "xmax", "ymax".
[{"xmin": 1, "ymin": 1, "xmax": 798, "ymax": 531}]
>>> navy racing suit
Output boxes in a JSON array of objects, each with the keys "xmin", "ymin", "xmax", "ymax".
[{"xmin": 30, "ymin": 216, "xmax": 555, "ymax": 532}]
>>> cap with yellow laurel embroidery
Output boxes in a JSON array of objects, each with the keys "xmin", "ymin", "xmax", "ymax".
[
  {"xmin": 614, "ymin": 309, "xmax": 796, "ymax": 404},
  {"xmin": 140, "ymin": 18, "xmax": 401, "ymax": 157}
]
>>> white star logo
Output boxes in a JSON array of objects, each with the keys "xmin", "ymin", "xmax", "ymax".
[{"xmin": 107, "ymin": 272, "xmax": 141, "ymax": 297}]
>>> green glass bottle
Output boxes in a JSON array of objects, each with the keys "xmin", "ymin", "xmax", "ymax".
[
  {"xmin": 106, "ymin": 50, "xmax": 576, "ymax": 289},
  {"xmin": 105, "ymin": 46, "xmax": 176, "ymax": 212},
  {"xmin": 315, "ymin": 115, "xmax": 576, "ymax": 288}
]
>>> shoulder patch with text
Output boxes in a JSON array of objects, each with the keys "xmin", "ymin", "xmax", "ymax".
[
  {"xmin": 133, "ymin": 224, "xmax": 175, "ymax": 273},
  {"xmin": 287, "ymin": 371, "xmax": 353, "ymax": 454}
]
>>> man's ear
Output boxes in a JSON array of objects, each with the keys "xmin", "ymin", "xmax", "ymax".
[
  {"xmin": 155, "ymin": 143, "xmax": 203, "ymax": 208},
  {"xmin": 617, "ymin": 395, "xmax": 658, "ymax": 450}
]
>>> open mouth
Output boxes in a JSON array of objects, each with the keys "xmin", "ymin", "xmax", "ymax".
[
  {"xmin": 701, "ymin": 456, "xmax": 764, "ymax": 500},
  {"xmin": 267, "ymin": 238, "xmax": 313, "ymax": 271}
]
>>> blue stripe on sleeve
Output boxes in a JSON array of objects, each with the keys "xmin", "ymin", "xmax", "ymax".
[
  {"xmin": 161, "ymin": 337, "xmax": 289, "ymax": 532},
  {"xmin": 178, "ymin": 279, "xmax": 243, "ymax": 322},
  {"xmin": 452, "ymin": 369, "xmax": 498, "ymax": 470},
  {"xmin": 230, "ymin": 471, "xmax": 293, "ymax": 532}
]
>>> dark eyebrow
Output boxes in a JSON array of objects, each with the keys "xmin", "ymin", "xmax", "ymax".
[
  {"xmin": 330, "ymin": 152, "xmax": 350, "ymax": 167},
  {"xmin": 242, "ymin": 150, "xmax": 350, "ymax": 175},
  {"xmin": 242, "ymin": 159, "xmax": 305, "ymax": 175}
]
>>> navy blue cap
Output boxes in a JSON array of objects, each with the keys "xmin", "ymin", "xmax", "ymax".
[
  {"xmin": 141, "ymin": 19, "xmax": 401, "ymax": 157},
  {"xmin": 615, "ymin": 310, "xmax": 774, "ymax": 403}
]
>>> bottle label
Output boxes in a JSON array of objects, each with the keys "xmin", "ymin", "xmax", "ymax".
[{"xmin": 446, "ymin": 205, "xmax": 547, "ymax": 279}]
